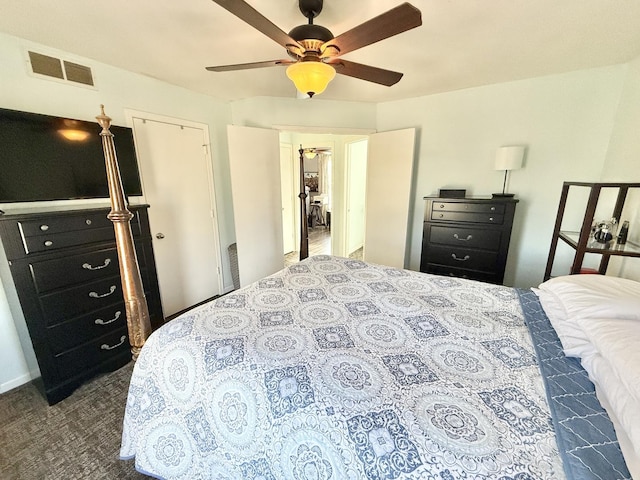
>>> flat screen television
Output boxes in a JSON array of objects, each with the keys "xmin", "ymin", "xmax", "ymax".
[{"xmin": 0, "ymin": 107, "xmax": 143, "ymax": 203}]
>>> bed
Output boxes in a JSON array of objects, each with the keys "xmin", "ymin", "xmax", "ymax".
[{"xmin": 119, "ymin": 256, "xmax": 636, "ymax": 479}]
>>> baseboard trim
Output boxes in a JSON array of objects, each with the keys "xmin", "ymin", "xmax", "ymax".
[{"xmin": 0, "ymin": 370, "xmax": 39, "ymax": 394}]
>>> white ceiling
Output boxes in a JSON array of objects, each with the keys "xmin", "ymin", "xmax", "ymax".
[{"xmin": 2, "ymin": 0, "xmax": 640, "ymax": 103}]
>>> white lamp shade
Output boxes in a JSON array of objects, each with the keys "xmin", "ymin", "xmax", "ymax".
[{"xmin": 495, "ymin": 146, "xmax": 525, "ymax": 171}]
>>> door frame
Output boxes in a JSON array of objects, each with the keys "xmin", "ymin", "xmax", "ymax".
[{"xmin": 124, "ymin": 108, "xmax": 224, "ymax": 298}]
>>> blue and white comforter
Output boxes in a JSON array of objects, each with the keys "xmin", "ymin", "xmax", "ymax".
[{"xmin": 121, "ymin": 255, "xmax": 564, "ymax": 479}]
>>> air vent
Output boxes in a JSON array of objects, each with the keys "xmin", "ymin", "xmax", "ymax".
[
  {"xmin": 28, "ymin": 51, "xmax": 64, "ymax": 79},
  {"xmin": 63, "ymin": 60, "xmax": 94, "ymax": 86},
  {"xmin": 28, "ymin": 50, "xmax": 95, "ymax": 87}
]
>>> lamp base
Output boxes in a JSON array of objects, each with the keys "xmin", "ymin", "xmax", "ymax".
[{"xmin": 491, "ymin": 193, "xmax": 515, "ymax": 198}]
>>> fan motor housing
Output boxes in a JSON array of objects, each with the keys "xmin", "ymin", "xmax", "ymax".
[{"xmin": 288, "ymin": 24, "xmax": 334, "ymax": 43}]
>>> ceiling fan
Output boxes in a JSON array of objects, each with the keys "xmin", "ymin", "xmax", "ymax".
[
  {"xmin": 302, "ymin": 146, "xmax": 331, "ymax": 157},
  {"xmin": 206, "ymin": 0, "xmax": 422, "ymax": 97}
]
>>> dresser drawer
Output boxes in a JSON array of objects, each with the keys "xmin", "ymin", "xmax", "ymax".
[
  {"xmin": 30, "ymin": 243, "xmax": 146, "ymax": 294},
  {"xmin": 425, "ymin": 264, "xmax": 499, "ymax": 284},
  {"xmin": 428, "ymin": 225, "xmax": 501, "ymax": 250},
  {"xmin": 18, "ymin": 211, "xmax": 114, "ymax": 237},
  {"xmin": 22, "ymin": 222, "xmax": 142, "ymax": 255},
  {"xmin": 53, "ymin": 327, "xmax": 129, "ymax": 380},
  {"xmin": 38, "ymin": 271, "xmax": 150, "ymax": 327},
  {"xmin": 431, "ymin": 202, "xmax": 505, "ymax": 214},
  {"xmin": 39, "ymin": 275, "xmax": 124, "ymax": 327},
  {"xmin": 426, "ymin": 245, "xmax": 499, "ymax": 271},
  {"xmin": 47, "ymin": 303, "xmax": 127, "ymax": 355},
  {"xmin": 430, "ymin": 210, "xmax": 504, "ymax": 224}
]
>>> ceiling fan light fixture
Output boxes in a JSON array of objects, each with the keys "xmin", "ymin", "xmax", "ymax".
[{"xmin": 286, "ymin": 60, "xmax": 335, "ymax": 97}]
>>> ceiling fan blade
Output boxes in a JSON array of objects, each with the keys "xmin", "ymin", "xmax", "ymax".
[
  {"xmin": 321, "ymin": 3, "xmax": 421, "ymax": 57},
  {"xmin": 211, "ymin": 0, "xmax": 303, "ymax": 54},
  {"xmin": 327, "ymin": 59, "xmax": 403, "ymax": 86},
  {"xmin": 206, "ymin": 59, "xmax": 294, "ymax": 72}
]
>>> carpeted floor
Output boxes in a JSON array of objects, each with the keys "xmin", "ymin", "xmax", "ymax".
[{"xmin": 0, "ymin": 363, "xmax": 147, "ymax": 479}]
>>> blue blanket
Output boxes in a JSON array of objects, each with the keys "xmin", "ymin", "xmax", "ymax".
[{"xmin": 517, "ymin": 289, "xmax": 631, "ymax": 480}]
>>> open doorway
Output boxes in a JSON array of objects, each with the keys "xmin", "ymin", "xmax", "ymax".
[
  {"xmin": 227, "ymin": 126, "xmax": 415, "ymax": 281},
  {"xmin": 279, "ymin": 132, "xmax": 368, "ymax": 266}
]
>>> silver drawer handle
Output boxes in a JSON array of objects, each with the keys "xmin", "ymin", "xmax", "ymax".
[
  {"xmin": 40, "ymin": 224, "xmax": 49, "ymax": 231},
  {"xmin": 44, "ymin": 240, "xmax": 53, "ymax": 247},
  {"xmin": 82, "ymin": 258, "xmax": 112, "ymax": 270},
  {"xmin": 89, "ymin": 285, "xmax": 117, "ymax": 298},
  {"xmin": 453, "ymin": 234, "xmax": 473, "ymax": 241},
  {"xmin": 489, "ymin": 217, "xmax": 494, "ymax": 221},
  {"xmin": 451, "ymin": 254, "xmax": 470, "ymax": 262},
  {"xmin": 101, "ymin": 335, "xmax": 126, "ymax": 350},
  {"xmin": 95, "ymin": 310, "xmax": 122, "ymax": 325}
]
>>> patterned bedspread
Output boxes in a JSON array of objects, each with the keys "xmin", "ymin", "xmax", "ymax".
[{"xmin": 120, "ymin": 255, "xmax": 564, "ymax": 479}]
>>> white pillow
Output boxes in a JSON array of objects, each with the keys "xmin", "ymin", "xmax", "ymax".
[
  {"xmin": 538, "ymin": 275, "xmax": 640, "ymax": 321},
  {"xmin": 581, "ymin": 345, "xmax": 640, "ymax": 459},
  {"xmin": 580, "ymin": 318, "xmax": 640, "ymax": 405},
  {"xmin": 532, "ymin": 288, "xmax": 598, "ymax": 358}
]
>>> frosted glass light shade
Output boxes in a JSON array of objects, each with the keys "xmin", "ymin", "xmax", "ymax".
[
  {"xmin": 495, "ymin": 146, "xmax": 525, "ymax": 171},
  {"xmin": 286, "ymin": 61, "xmax": 336, "ymax": 97}
]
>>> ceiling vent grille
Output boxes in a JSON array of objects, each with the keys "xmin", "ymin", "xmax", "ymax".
[
  {"xmin": 28, "ymin": 51, "xmax": 95, "ymax": 87},
  {"xmin": 63, "ymin": 60, "xmax": 94, "ymax": 86}
]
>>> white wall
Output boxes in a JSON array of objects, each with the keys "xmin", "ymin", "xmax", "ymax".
[
  {"xmin": 0, "ymin": 32, "xmax": 234, "ymax": 391},
  {"xmin": 601, "ymin": 57, "xmax": 640, "ymax": 281},
  {"xmin": 377, "ymin": 65, "xmax": 627, "ymax": 288}
]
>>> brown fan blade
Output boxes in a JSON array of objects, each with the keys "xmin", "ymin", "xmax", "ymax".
[
  {"xmin": 327, "ymin": 59, "xmax": 403, "ymax": 86},
  {"xmin": 211, "ymin": 0, "xmax": 303, "ymax": 54},
  {"xmin": 321, "ymin": 3, "xmax": 421, "ymax": 57},
  {"xmin": 206, "ymin": 59, "xmax": 294, "ymax": 72}
]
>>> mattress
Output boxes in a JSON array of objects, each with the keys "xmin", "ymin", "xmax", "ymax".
[{"xmin": 119, "ymin": 256, "xmax": 628, "ymax": 479}]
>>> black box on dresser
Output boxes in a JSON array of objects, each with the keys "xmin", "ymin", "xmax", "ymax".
[
  {"xmin": 420, "ymin": 196, "xmax": 519, "ymax": 284},
  {"xmin": 0, "ymin": 204, "xmax": 164, "ymax": 404}
]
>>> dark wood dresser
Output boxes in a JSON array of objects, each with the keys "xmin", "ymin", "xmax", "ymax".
[
  {"xmin": 420, "ymin": 196, "xmax": 519, "ymax": 284},
  {"xmin": 0, "ymin": 204, "xmax": 163, "ymax": 404}
]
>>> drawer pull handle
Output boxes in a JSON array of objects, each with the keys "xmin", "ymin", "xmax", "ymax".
[
  {"xmin": 453, "ymin": 234, "xmax": 473, "ymax": 241},
  {"xmin": 489, "ymin": 217, "xmax": 494, "ymax": 221},
  {"xmin": 44, "ymin": 240, "xmax": 53, "ymax": 247},
  {"xmin": 40, "ymin": 224, "xmax": 49, "ymax": 231},
  {"xmin": 89, "ymin": 285, "xmax": 117, "ymax": 298},
  {"xmin": 95, "ymin": 310, "xmax": 122, "ymax": 326},
  {"xmin": 490, "ymin": 206, "xmax": 496, "ymax": 211},
  {"xmin": 82, "ymin": 258, "xmax": 112, "ymax": 270},
  {"xmin": 101, "ymin": 335, "xmax": 126, "ymax": 351},
  {"xmin": 451, "ymin": 254, "xmax": 470, "ymax": 262},
  {"xmin": 85, "ymin": 219, "xmax": 92, "ymax": 225}
]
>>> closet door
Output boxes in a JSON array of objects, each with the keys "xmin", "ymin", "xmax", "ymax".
[
  {"xmin": 131, "ymin": 115, "xmax": 223, "ymax": 316},
  {"xmin": 228, "ymin": 125, "xmax": 284, "ymax": 286},
  {"xmin": 363, "ymin": 128, "xmax": 416, "ymax": 268}
]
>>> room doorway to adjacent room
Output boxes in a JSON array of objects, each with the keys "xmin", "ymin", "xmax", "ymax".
[{"xmin": 227, "ymin": 126, "xmax": 415, "ymax": 283}]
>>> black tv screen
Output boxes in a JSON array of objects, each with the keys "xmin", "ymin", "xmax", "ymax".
[{"xmin": 0, "ymin": 107, "xmax": 143, "ymax": 203}]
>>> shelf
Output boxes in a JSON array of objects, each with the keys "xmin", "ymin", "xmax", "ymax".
[
  {"xmin": 559, "ymin": 231, "xmax": 640, "ymax": 257},
  {"xmin": 544, "ymin": 182, "xmax": 640, "ymax": 280}
]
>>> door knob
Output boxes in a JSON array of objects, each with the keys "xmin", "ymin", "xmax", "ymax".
[{"xmin": 156, "ymin": 233, "xmax": 165, "ymax": 239}]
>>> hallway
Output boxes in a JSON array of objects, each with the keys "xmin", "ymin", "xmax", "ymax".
[{"xmin": 284, "ymin": 226, "xmax": 362, "ymax": 266}]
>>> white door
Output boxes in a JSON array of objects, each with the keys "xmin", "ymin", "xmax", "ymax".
[
  {"xmin": 131, "ymin": 115, "xmax": 223, "ymax": 317},
  {"xmin": 364, "ymin": 128, "xmax": 416, "ymax": 268},
  {"xmin": 345, "ymin": 139, "xmax": 368, "ymax": 255},
  {"xmin": 228, "ymin": 125, "xmax": 284, "ymax": 286},
  {"xmin": 280, "ymin": 143, "xmax": 296, "ymax": 254}
]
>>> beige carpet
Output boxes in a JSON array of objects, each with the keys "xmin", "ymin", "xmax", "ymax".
[{"xmin": 0, "ymin": 363, "xmax": 147, "ymax": 479}]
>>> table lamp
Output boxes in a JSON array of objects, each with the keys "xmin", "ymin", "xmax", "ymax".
[{"xmin": 493, "ymin": 146, "xmax": 525, "ymax": 198}]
